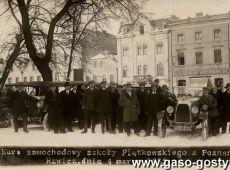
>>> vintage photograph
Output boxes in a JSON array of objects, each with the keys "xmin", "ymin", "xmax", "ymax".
[{"xmin": 0, "ymin": 0, "xmax": 230, "ymax": 169}]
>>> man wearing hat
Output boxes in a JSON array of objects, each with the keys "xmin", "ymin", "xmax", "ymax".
[
  {"xmin": 114, "ymin": 84, "xmax": 124, "ymax": 133},
  {"xmin": 160, "ymin": 85, "xmax": 177, "ymax": 111},
  {"xmin": 108, "ymin": 82, "xmax": 117, "ymax": 132},
  {"xmin": 136, "ymin": 82, "xmax": 147, "ymax": 132},
  {"xmin": 145, "ymin": 84, "xmax": 161, "ymax": 136},
  {"xmin": 9, "ymin": 85, "xmax": 30, "ymax": 133},
  {"xmin": 222, "ymin": 83, "xmax": 230, "ymax": 133},
  {"xmin": 154, "ymin": 79, "xmax": 163, "ymax": 94},
  {"xmin": 82, "ymin": 81, "xmax": 97, "ymax": 133},
  {"xmin": 197, "ymin": 87, "xmax": 219, "ymax": 136},
  {"xmin": 96, "ymin": 81, "xmax": 114, "ymax": 133},
  {"xmin": 60, "ymin": 81, "xmax": 74, "ymax": 132}
]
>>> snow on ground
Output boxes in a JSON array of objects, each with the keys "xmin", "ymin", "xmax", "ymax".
[{"xmin": 0, "ymin": 124, "xmax": 230, "ymax": 147}]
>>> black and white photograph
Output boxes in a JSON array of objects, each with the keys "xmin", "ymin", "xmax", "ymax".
[{"xmin": 1, "ymin": 0, "xmax": 230, "ymax": 169}]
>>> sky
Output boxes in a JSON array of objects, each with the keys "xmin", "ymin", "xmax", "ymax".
[{"xmin": 1, "ymin": 0, "xmax": 230, "ymax": 38}]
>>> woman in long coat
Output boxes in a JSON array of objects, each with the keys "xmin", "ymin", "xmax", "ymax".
[
  {"xmin": 119, "ymin": 83, "xmax": 140, "ymax": 136},
  {"xmin": 45, "ymin": 86, "xmax": 65, "ymax": 134}
]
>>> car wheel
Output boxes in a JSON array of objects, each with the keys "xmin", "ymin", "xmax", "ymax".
[{"xmin": 42, "ymin": 113, "xmax": 50, "ymax": 131}]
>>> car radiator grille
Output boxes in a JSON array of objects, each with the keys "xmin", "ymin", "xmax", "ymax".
[{"xmin": 175, "ymin": 104, "xmax": 190, "ymax": 123}]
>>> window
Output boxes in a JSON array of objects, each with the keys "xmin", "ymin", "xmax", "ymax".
[
  {"xmin": 24, "ymin": 77, "xmax": 27, "ymax": 82},
  {"xmin": 37, "ymin": 76, "xmax": 42, "ymax": 81},
  {"xmin": 195, "ymin": 32, "xmax": 202, "ymax": 42},
  {"xmin": 102, "ymin": 75, "xmax": 107, "ymax": 81},
  {"xmin": 16, "ymin": 77, "xmax": 19, "ymax": 83},
  {"xmin": 30, "ymin": 76, "xmax": 34, "ymax": 82},
  {"xmin": 32, "ymin": 64, "xmax": 36, "ymax": 71},
  {"xmin": 8, "ymin": 78, "xmax": 12, "ymax": 84},
  {"xmin": 143, "ymin": 65, "xmax": 148, "ymax": 75},
  {"xmin": 93, "ymin": 76, "xmax": 97, "ymax": 82},
  {"xmin": 156, "ymin": 43, "xmax": 163, "ymax": 54},
  {"xmin": 137, "ymin": 65, "xmax": 142, "ymax": 75},
  {"xmin": 214, "ymin": 29, "xmax": 221, "ymax": 40},
  {"xmin": 100, "ymin": 61, "xmax": 103, "ymax": 68},
  {"xmin": 178, "ymin": 80, "xmax": 186, "ymax": 86},
  {"xmin": 137, "ymin": 46, "xmax": 142, "ymax": 55},
  {"xmin": 177, "ymin": 50, "xmax": 185, "ymax": 65},
  {"xmin": 64, "ymin": 54, "xmax": 68, "ymax": 62},
  {"xmin": 214, "ymin": 49, "xmax": 222, "ymax": 63},
  {"xmin": 110, "ymin": 75, "xmax": 114, "ymax": 82},
  {"xmin": 93, "ymin": 61, "xmax": 97, "ymax": 68},
  {"xmin": 143, "ymin": 45, "xmax": 147, "ymax": 55},
  {"xmin": 140, "ymin": 25, "xmax": 144, "ymax": 34},
  {"xmin": 177, "ymin": 33, "xmax": 184, "ymax": 43},
  {"xmin": 137, "ymin": 45, "xmax": 147, "ymax": 55},
  {"xmin": 55, "ymin": 74, "xmax": 59, "ymax": 81},
  {"xmin": 86, "ymin": 76, "xmax": 90, "ymax": 81},
  {"xmin": 123, "ymin": 66, "xmax": 128, "ymax": 77},
  {"xmin": 122, "ymin": 47, "xmax": 129, "ymax": 57},
  {"xmin": 157, "ymin": 63, "xmax": 164, "ymax": 76},
  {"xmin": 195, "ymin": 51, "xmax": 203, "ymax": 64}
]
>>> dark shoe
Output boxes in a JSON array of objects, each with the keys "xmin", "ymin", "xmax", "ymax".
[
  {"xmin": 144, "ymin": 134, "xmax": 150, "ymax": 137},
  {"xmin": 81, "ymin": 130, "xmax": 87, "ymax": 134},
  {"xmin": 14, "ymin": 129, "xmax": 18, "ymax": 133},
  {"xmin": 68, "ymin": 129, "xmax": 74, "ymax": 132},
  {"xmin": 127, "ymin": 132, "xmax": 131, "ymax": 136},
  {"xmin": 110, "ymin": 131, "xmax": 116, "ymax": 134},
  {"xmin": 92, "ymin": 129, "xmax": 95, "ymax": 133},
  {"xmin": 23, "ymin": 130, "xmax": 29, "ymax": 133}
]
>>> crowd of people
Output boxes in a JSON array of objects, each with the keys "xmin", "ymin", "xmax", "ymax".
[
  {"xmin": 3, "ymin": 79, "xmax": 230, "ymax": 138},
  {"xmin": 6, "ymin": 79, "xmax": 177, "ymax": 136}
]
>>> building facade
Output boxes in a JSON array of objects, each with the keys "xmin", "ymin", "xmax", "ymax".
[
  {"xmin": 117, "ymin": 15, "xmax": 177, "ymax": 85},
  {"xmin": 84, "ymin": 53, "xmax": 118, "ymax": 83},
  {"xmin": 168, "ymin": 12, "xmax": 230, "ymax": 95}
]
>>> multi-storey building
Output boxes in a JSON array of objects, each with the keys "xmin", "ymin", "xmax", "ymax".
[
  {"xmin": 117, "ymin": 14, "xmax": 178, "ymax": 85},
  {"xmin": 168, "ymin": 12, "xmax": 230, "ymax": 95},
  {"xmin": 84, "ymin": 53, "xmax": 118, "ymax": 83}
]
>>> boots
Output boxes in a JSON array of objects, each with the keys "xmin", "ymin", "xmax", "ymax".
[
  {"xmin": 101, "ymin": 121, "xmax": 105, "ymax": 134},
  {"xmin": 23, "ymin": 119, "xmax": 29, "ymax": 133}
]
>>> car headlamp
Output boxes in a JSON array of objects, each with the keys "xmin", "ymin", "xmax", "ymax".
[
  {"xmin": 166, "ymin": 106, "xmax": 174, "ymax": 114},
  {"xmin": 191, "ymin": 106, "xmax": 199, "ymax": 114}
]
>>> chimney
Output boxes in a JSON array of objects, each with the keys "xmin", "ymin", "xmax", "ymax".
[{"xmin": 196, "ymin": 12, "xmax": 203, "ymax": 17}]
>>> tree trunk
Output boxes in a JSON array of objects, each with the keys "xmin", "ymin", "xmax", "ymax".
[
  {"xmin": 0, "ymin": 36, "xmax": 23, "ymax": 92},
  {"xmin": 33, "ymin": 57, "xmax": 53, "ymax": 81}
]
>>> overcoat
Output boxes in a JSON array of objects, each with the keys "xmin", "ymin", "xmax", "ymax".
[
  {"xmin": 119, "ymin": 91, "xmax": 140, "ymax": 122},
  {"xmin": 60, "ymin": 90, "xmax": 74, "ymax": 121},
  {"xmin": 198, "ymin": 94, "xmax": 219, "ymax": 117},
  {"xmin": 222, "ymin": 91, "xmax": 230, "ymax": 121}
]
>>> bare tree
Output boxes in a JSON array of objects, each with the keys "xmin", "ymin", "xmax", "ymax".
[{"xmin": 2, "ymin": 0, "xmax": 143, "ymax": 81}]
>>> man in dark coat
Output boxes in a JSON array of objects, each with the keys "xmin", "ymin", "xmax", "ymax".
[
  {"xmin": 108, "ymin": 82, "xmax": 117, "ymax": 133},
  {"xmin": 154, "ymin": 79, "xmax": 163, "ymax": 94},
  {"xmin": 198, "ymin": 87, "xmax": 219, "ymax": 136},
  {"xmin": 71, "ymin": 84, "xmax": 86, "ymax": 129},
  {"xmin": 114, "ymin": 85, "xmax": 124, "ymax": 133},
  {"xmin": 145, "ymin": 84, "xmax": 161, "ymax": 136},
  {"xmin": 60, "ymin": 82, "xmax": 74, "ymax": 132},
  {"xmin": 160, "ymin": 85, "xmax": 177, "ymax": 111},
  {"xmin": 96, "ymin": 81, "xmax": 114, "ymax": 133},
  {"xmin": 9, "ymin": 85, "xmax": 30, "ymax": 133},
  {"xmin": 222, "ymin": 83, "xmax": 230, "ymax": 134},
  {"xmin": 81, "ymin": 81, "xmax": 97, "ymax": 133},
  {"xmin": 136, "ymin": 82, "xmax": 147, "ymax": 132},
  {"xmin": 45, "ymin": 85, "xmax": 65, "ymax": 134}
]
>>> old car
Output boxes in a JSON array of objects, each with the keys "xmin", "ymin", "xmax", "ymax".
[
  {"xmin": 157, "ymin": 96, "xmax": 210, "ymax": 140},
  {"xmin": 5, "ymin": 81, "xmax": 86, "ymax": 130}
]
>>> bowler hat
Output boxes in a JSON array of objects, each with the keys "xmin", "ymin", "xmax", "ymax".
[
  {"xmin": 64, "ymin": 81, "xmax": 71, "ymax": 87},
  {"xmin": 101, "ymin": 80, "xmax": 107, "ymax": 85},
  {"xmin": 126, "ymin": 82, "xmax": 132, "ymax": 87},
  {"xmin": 162, "ymin": 85, "xmax": 168, "ymax": 89},
  {"xmin": 154, "ymin": 79, "xmax": 160, "ymax": 83}
]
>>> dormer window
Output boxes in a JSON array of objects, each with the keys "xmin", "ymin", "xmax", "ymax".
[{"xmin": 140, "ymin": 25, "xmax": 144, "ymax": 34}]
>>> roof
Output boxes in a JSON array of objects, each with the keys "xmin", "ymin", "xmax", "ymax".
[{"xmin": 168, "ymin": 12, "xmax": 230, "ymax": 26}]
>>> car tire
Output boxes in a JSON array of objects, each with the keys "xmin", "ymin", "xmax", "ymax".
[{"xmin": 42, "ymin": 113, "xmax": 50, "ymax": 131}]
